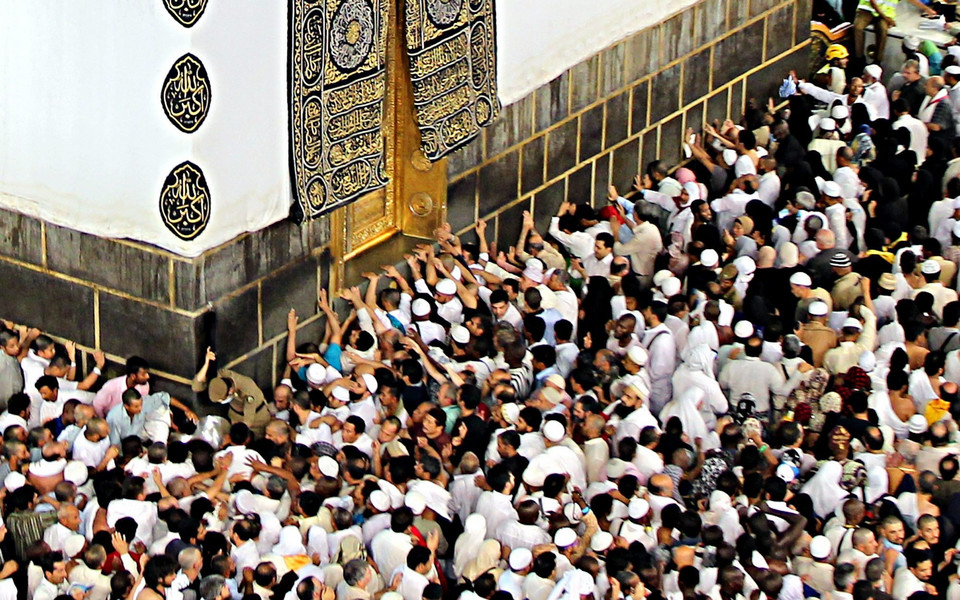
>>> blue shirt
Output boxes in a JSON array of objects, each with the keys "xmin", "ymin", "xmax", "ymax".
[{"xmin": 106, "ymin": 392, "xmax": 170, "ymax": 444}]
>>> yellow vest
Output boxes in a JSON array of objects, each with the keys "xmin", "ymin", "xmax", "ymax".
[{"xmin": 857, "ymin": 0, "xmax": 898, "ymax": 19}]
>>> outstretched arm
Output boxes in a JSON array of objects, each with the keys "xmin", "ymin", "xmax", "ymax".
[
  {"xmin": 76, "ymin": 350, "xmax": 106, "ymax": 391},
  {"xmin": 285, "ymin": 309, "xmax": 300, "ymax": 362},
  {"xmin": 318, "ymin": 290, "xmax": 343, "ymax": 346}
]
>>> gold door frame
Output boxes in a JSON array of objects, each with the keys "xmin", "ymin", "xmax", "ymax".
[{"xmin": 328, "ymin": 0, "xmax": 447, "ymax": 290}]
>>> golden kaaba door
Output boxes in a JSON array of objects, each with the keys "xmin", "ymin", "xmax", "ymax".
[{"xmin": 331, "ymin": 1, "xmax": 446, "ymax": 280}]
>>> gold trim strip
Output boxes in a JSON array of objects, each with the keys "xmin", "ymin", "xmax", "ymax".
[
  {"xmin": 168, "ymin": 259, "xmax": 176, "ymax": 308},
  {"xmin": 342, "ymin": 227, "xmax": 400, "ymax": 262}
]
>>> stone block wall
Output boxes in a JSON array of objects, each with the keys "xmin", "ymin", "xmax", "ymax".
[
  {"xmin": 0, "ymin": 209, "xmax": 331, "ymax": 401},
  {"xmin": 445, "ymin": 0, "xmax": 811, "ymax": 248},
  {"xmin": 0, "ymin": 0, "xmax": 811, "ymax": 404}
]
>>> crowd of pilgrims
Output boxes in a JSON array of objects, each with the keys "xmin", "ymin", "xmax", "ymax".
[{"xmin": 10, "ymin": 37, "xmax": 960, "ymax": 600}]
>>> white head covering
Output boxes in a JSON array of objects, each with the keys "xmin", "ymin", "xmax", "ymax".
[
  {"xmin": 272, "ymin": 526, "xmax": 307, "ymax": 557},
  {"xmin": 659, "ymin": 387, "xmax": 709, "ymax": 443},
  {"xmin": 800, "ymin": 461, "xmax": 848, "ymax": 517},
  {"xmin": 454, "ymin": 514, "xmax": 488, "ymax": 578},
  {"xmin": 548, "ymin": 569, "xmax": 597, "ymax": 600},
  {"xmin": 682, "ymin": 344, "xmax": 716, "ymax": 379},
  {"xmin": 461, "ymin": 539, "xmax": 502, "ymax": 581}
]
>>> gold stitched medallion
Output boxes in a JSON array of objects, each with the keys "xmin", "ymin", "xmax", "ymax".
[
  {"xmin": 161, "ymin": 53, "xmax": 211, "ymax": 134},
  {"xmin": 161, "ymin": 0, "xmax": 209, "ymax": 28},
  {"xmin": 159, "ymin": 161, "xmax": 211, "ymax": 240}
]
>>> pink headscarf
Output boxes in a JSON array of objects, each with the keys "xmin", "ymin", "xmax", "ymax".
[{"xmin": 675, "ymin": 167, "xmax": 696, "ymax": 185}]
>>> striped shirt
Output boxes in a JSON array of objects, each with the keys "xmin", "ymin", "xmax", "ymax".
[{"xmin": 6, "ymin": 509, "xmax": 57, "ymax": 561}]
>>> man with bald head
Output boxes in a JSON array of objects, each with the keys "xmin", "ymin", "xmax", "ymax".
[
  {"xmin": 72, "ymin": 418, "xmax": 117, "ymax": 473},
  {"xmin": 42, "ymin": 503, "xmax": 80, "ymax": 553},
  {"xmin": 59, "ymin": 404, "xmax": 95, "ymax": 449},
  {"xmin": 648, "ymin": 473, "xmax": 681, "ymax": 522},
  {"xmin": 920, "ymin": 76, "xmax": 956, "ymax": 143},
  {"xmin": 580, "ymin": 413, "xmax": 609, "ymax": 484},
  {"xmin": 806, "ymin": 229, "xmax": 857, "ymax": 288}
]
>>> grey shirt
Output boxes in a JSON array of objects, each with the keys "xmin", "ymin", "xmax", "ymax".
[{"xmin": 0, "ymin": 353, "xmax": 23, "ymax": 411}]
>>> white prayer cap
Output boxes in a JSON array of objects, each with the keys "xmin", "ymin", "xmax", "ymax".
[
  {"xmin": 543, "ymin": 420, "xmax": 565, "ymax": 443},
  {"xmin": 404, "ymin": 490, "xmax": 426, "ymax": 515},
  {"xmin": 722, "ymin": 149, "xmax": 738, "ymax": 167},
  {"xmin": 628, "ymin": 498, "xmax": 650, "ymax": 519},
  {"xmin": 63, "ymin": 534, "xmax": 86, "ymax": 559},
  {"xmin": 822, "ymin": 181, "xmax": 842, "ymax": 197},
  {"xmin": 590, "ymin": 531, "xmax": 614, "ymax": 553},
  {"xmin": 382, "ymin": 593, "xmax": 403, "ymax": 600},
  {"xmin": 700, "ymin": 249, "xmax": 719, "ymax": 268},
  {"xmin": 660, "ymin": 277, "xmax": 682, "ymax": 298},
  {"xmin": 776, "ymin": 463, "xmax": 797, "ymax": 483},
  {"xmin": 450, "ymin": 265, "xmax": 462, "ymax": 281},
  {"xmin": 326, "ymin": 366, "xmax": 342, "ymax": 382},
  {"xmin": 3, "ymin": 472, "xmax": 24, "ymax": 492},
  {"xmin": 682, "ymin": 182, "xmax": 701, "ymax": 201},
  {"xmin": 361, "ymin": 373, "xmax": 378, "ymax": 394},
  {"xmin": 306, "ymin": 364, "xmax": 326, "ymax": 386},
  {"xmin": 545, "ymin": 374, "xmax": 566, "ymax": 390},
  {"xmin": 622, "ymin": 374, "xmax": 648, "ymax": 399},
  {"xmin": 808, "ymin": 301, "xmax": 829, "ymax": 317},
  {"xmin": 830, "ymin": 104, "xmax": 849, "ymax": 120},
  {"xmin": 501, "ymin": 403, "xmax": 520, "ymax": 425},
  {"xmin": 370, "ymin": 490, "xmax": 390, "ymax": 511},
  {"xmin": 539, "ymin": 387, "xmax": 562, "ymax": 406},
  {"xmin": 653, "ymin": 270, "xmax": 673, "ymax": 288},
  {"xmin": 819, "ymin": 117, "xmax": 836, "ymax": 132},
  {"xmin": 904, "ymin": 35, "xmax": 920, "ymax": 50},
  {"xmin": 412, "ymin": 298, "xmax": 431, "ymax": 316},
  {"xmin": 378, "ymin": 479, "xmax": 406, "ymax": 509},
  {"xmin": 606, "ymin": 460, "xmax": 628, "ymax": 480},
  {"xmin": 509, "ymin": 547, "xmax": 533, "ymax": 570},
  {"xmin": 450, "ymin": 324, "xmax": 471, "ymax": 345},
  {"xmin": 569, "ymin": 571, "xmax": 596, "ymax": 596},
  {"xmin": 29, "ymin": 458, "xmax": 65, "ymax": 478},
  {"xmin": 318, "ymin": 456, "xmax": 339, "ymax": 478},
  {"xmin": 909, "ymin": 414, "xmax": 928, "ymax": 435},
  {"xmin": 64, "ymin": 460, "xmax": 88, "ymax": 485},
  {"xmin": 789, "ymin": 272, "xmax": 812, "ymax": 287},
  {"xmin": 859, "ymin": 351, "xmax": 877, "ymax": 372},
  {"xmin": 921, "ymin": 260, "xmax": 942, "ymax": 275},
  {"xmin": 554, "ymin": 527, "xmax": 578, "ymax": 548},
  {"xmin": 522, "ymin": 464, "xmax": 546, "ymax": 487},
  {"xmin": 332, "ymin": 386, "xmax": 350, "ymax": 402},
  {"xmin": 523, "ymin": 259, "xmax": 545, "ymax": 283},
  {"xmin": 810, "ymin": 535, "xmax": 831, "ymax": 559},
  {"xmin": 436, "ymin": 278, "xmax": 457, "ymax": 296},
  {"xmin": 563, "ymin": 503, "xmax": 582, "ymax": 524},
  {"xmin": 626, "ymin": 346, "xmax": 648, "ymax": 367},
  {"xmin": 947, "ymin": 66, "xmax": 960, "ymax": 77},
  {"xmin": 863, "ymin": 64, "xmax": 882, "ymax": 80},
  {"xmin": 734, "ymin": 256, "xmax": 756, "ymax": 276},
  {"xmin": 950, "ymin": 46, "xmax": 960, "ymax": 59},
  {"xmin": 842, "ymin": 317, "xmax": 863, "ymax": 331},
  {"xmin": 733, "ymin": 320, "xmax": 754, "ymax": 339}
]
